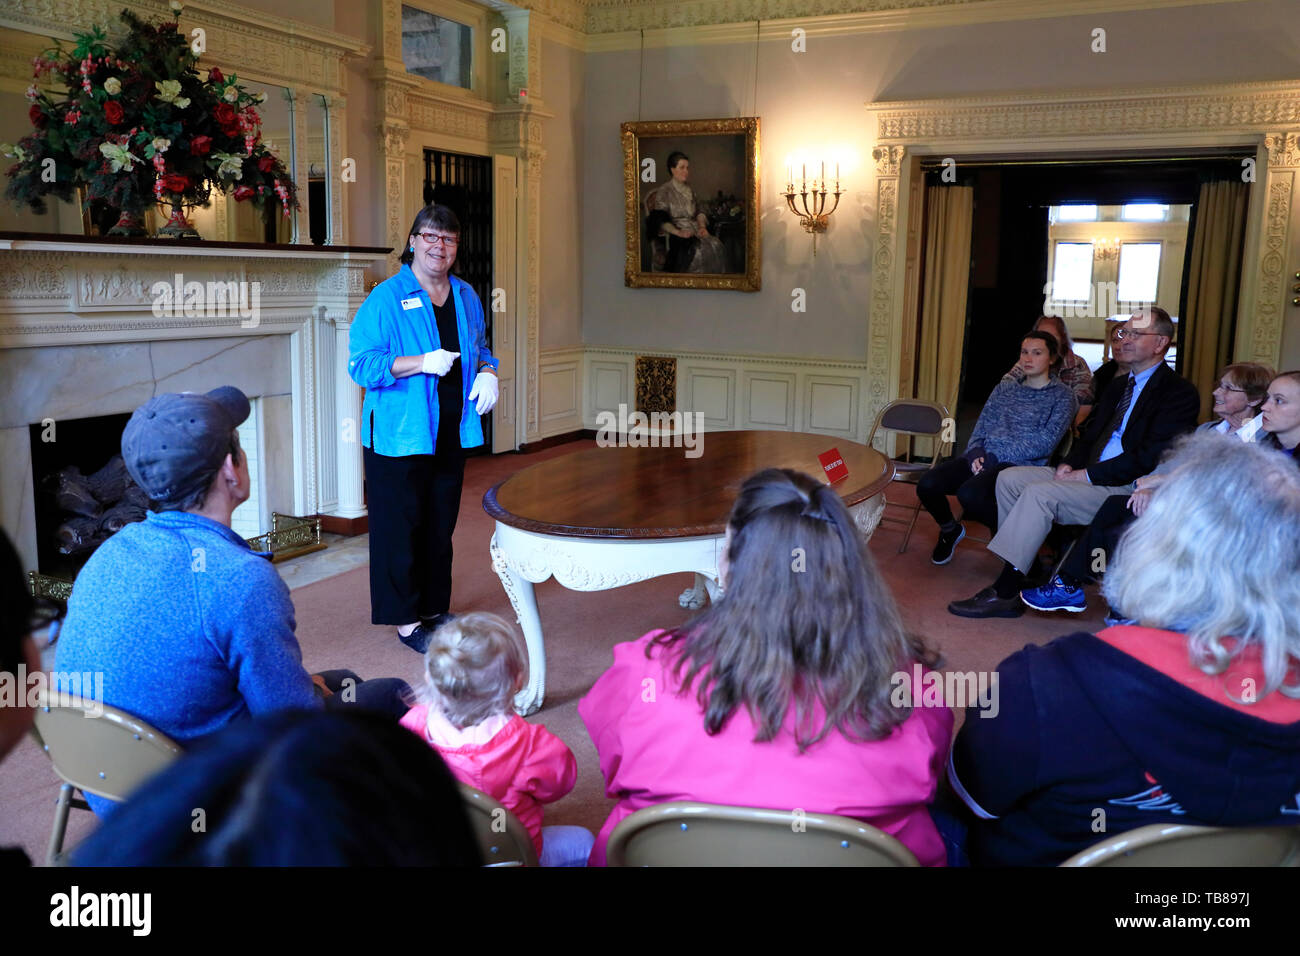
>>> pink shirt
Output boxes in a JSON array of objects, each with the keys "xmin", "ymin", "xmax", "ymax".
[
  {"xmin": 579, "ymin": 631, "xmax": 954, "ymax": 866},
  {"xmin": 400, "ymin": 704, "xmax": 577, "ymax": 855}
]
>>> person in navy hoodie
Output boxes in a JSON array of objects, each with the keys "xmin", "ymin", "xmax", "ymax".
[{"xmin": 948, "ymin": 433, "xmax": 1300, "ymax": 866}]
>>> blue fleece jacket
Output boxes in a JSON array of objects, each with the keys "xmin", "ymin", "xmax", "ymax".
[{"xmin": 54, "ymin": 510, "xmax": 320, "ymax": 811}]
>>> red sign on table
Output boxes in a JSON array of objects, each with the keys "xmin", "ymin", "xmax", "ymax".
[{"xmin": 818, "ymin": 448, "xmax": 849, "ymax": 483}]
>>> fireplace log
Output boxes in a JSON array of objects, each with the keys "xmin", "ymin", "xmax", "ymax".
[
  {"xmin": 98, "ymin": 499, "xmax": 147, "ymax": 534},
  {"xmin": 56, "ymin": 515, "xmax": 106, "ymax": 554},
  {"xmin": 86, "ymin": 455, "xmax": 132, "ymax": 504},
  {"xmin": 50, "ymin": 467, "xmax": 102, "ymax": 518}
]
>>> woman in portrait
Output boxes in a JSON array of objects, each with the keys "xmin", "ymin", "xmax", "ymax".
[
  {"xmin": 347, "ymin": 204, "xmax": 499, "ymax": 653},
  {"xmin": 645, "ymin": 151, "xmax": 728, "ymax": 274}
]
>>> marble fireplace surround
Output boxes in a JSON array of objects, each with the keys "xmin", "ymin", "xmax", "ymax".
[{"xmin": 0, "ymin": 236, "xmax": 387, "ymax": 574}]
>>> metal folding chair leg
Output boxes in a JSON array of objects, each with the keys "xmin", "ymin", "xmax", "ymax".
[
  {"xmin": 898, "ymin": 502, "xmax": 922, "ymax": 553},
  {"xmin": 47, "ymin": 783, "xmax": 73, "ymax": 867}
]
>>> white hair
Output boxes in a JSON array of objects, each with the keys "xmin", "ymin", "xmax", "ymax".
[
  {"xmin": 420, "ymin": 612, "xmax": 527, "ymax": 728},
  {"xmin": 1103, "ymin": 433, "xmax": 1300, "ymax": 702}
]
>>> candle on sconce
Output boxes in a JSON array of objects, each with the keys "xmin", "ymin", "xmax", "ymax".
[
  {"xmin": 821, "ymin": 161, "xmax": 825, "ymax": 189},
  {"xmin": 802, "ymin": 163, "xmax": 806, "ymax": 187}
]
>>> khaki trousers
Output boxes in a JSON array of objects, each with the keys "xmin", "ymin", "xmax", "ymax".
[{"xmin": 988, "ymin": 466, "xmax": 1135, "ymax": 572}]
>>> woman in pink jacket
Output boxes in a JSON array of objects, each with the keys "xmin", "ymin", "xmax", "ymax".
[{"xmin": 580, "ymin": 468, "xmax": 954, "ymax": 866}]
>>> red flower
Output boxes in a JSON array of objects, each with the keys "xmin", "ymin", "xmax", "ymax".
[
  {"xmin": 232, "ymin": 185, "xmax": 255, "ymax": 202},
  {"xmin": 28, "ymin": 104, "xmax": 46, "ymax": 129},
  {"xmin": 189, "ymin": 135, "xmax": 212, "ymax": 156},
  {"xmin": 257, "ymin": 155, "xmax": 275, "ymax": 173},
  {"xmin": 213, "ymin": 103, "xmax": 239, "ymax": 134},
  {"xmin": 103, "ymin": 100, "xmax": 125, "ymax": 125},
  {"xmin": 208, "ymin": 67, "xmax": 224, "ymax": 84},
  {"xmin": 160, "ymin": 173, "xmax": 189, "ymax": 194}
]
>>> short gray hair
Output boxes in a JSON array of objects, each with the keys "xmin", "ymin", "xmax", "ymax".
[
  {"xmin": 421, "ymin": 612, "xmax": 527, "ymax": 728},
  {"xmin": 1103, "ymin": 433, "xmax": 1300, "ymax": 702}
]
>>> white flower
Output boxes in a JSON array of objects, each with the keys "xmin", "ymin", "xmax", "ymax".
[
  {"xmin": 99, "ymin": 141, "xmax": 140, "ymax": 172},
  {"xmin": 103, "ymin": 76, "xmax": 121, "ymax": 96},
  {"xmin": 222, "ymin": 85, "xmax": 239, "ymax": 103},
  {"xmin": 25, "ymin": 84, "xmax": 38, "ymax": 101},
  {"xmin": 0, "ymin": 143, "xmax": 27, "ymax": 162},
  {"xmin": 256, "ymin": 91, "xmax": 267, "ymax": 104},
  {"xmin": 154, "ymin": 79, "xmax": 190, "ymax": 109},
  {"xmin": 170, "ymin": 0, "xmax": 183, "ymax": 11},
  {"xmin": 151, "ymin": 137, "xmax": 171, "ymax": 154},
  {"xmin": 213, "ymin": 151, "xmax": 244, "ymax": 179}
]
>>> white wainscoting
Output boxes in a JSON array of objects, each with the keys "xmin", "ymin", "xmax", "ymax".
[{"xmin": 533, "ymin": 346, "xmax": 872, "ymax": 444}]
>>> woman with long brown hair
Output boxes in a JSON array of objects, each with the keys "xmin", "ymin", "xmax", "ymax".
[{"xmin": 579, "ymin": 468, "xmax": 954, "ymax": 865}]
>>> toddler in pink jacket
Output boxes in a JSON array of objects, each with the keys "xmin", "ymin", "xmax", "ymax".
[{"xmin": 400, "ymin": 612, "xmax": 593, "ymax": 866}]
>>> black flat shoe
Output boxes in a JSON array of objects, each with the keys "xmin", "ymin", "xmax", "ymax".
[
  {"xmin": 419, "ymin": 612, "xmax": 458, "ymax": 631},
  {"xmin": 948, "ymin": 587, "xmax": 1025, "ymax": 619},
  {"xmin": 398, "ymin": 624, "xmax": 434, "ymax": 653}
]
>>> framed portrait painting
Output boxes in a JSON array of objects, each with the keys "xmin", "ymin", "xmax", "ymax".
[{"xmin": 622, "ymin": 117, "xmax": 760, "ymax": 291}]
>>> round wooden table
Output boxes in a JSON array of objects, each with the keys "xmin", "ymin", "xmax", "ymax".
[{"xmin": 483, "ymin": 430, "xmax": 893, "ymax": 713}]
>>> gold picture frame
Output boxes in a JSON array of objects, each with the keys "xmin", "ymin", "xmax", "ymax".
[{"xmin": 622, "ymin": 117, "xmax": 760, "ymax": 291}]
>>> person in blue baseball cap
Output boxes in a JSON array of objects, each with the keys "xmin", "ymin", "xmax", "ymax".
[{"xmin": 54, "ymin": 387, "xmax": 410, "ymax": 818}]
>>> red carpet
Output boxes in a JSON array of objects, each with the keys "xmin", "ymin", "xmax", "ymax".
[{"xmin": 0, "ymin": 439, "xmax": 1106, "ymax": 862}]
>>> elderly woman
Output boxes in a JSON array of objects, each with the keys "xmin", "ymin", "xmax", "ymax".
[
  {"xmin": 348, "ymin": 204, "xmax": 499, "ymax": 653},
  {"xmin": 1001, "ymin": 315, "xmax": 1094, "ymax": 426},
  {"xmin": 646, "ymin": 151, "xmax": 728, "ymax": 274},
  {"xmin": 1022, "ymin": 361, "xmax": 1276, "ymax": 614},
  {"xmin": 948, "ymin": 433, "xmax": 1300, "ymax": 866},
  {"xmin": 1260, "ymin": 370, "xmax": 1300, "ymax": 464}
]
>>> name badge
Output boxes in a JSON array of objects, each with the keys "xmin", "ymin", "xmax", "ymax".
[{"xmin": 400, "ymin": 297, "xmax": 422, "ymax": 311}]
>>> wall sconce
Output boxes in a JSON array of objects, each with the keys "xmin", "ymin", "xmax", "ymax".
[
  {"xmin": 783, "ymin": 160, "xmax": 842, "ymax": 256},
  {"xmin": 1093, "ymin": 236, "xmax": 1120, "ymax": 261}
]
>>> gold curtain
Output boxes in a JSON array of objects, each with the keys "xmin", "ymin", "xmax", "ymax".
[
  {"xmin": 915, "ymin": 183, "xmax": 974, "ymax": 455},
  {"xmin": 1184, "ymin": 180, "xmax": 1249, "ymax": 421}
]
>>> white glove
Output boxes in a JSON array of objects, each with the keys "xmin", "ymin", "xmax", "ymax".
[
  {"xmin": 467, "ymin": 371, "xmax": 499, "ymax": 415},
  {"xmin": 421, "ymin": 349, "xmax": 459, "ymax": 377}
]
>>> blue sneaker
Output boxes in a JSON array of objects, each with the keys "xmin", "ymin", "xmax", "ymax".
[{"xmin": 1020, "ymin": 575, "xmax": 1087, "ymax": 613}]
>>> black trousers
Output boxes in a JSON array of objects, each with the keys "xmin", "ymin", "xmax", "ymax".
[
  {"xmin": 363, "ymin": 443, "xmax": 466, "ymax": 626},
  {"xmin": 316, "ymin": 669, "xmax": 413, "ymax": 721},
  {"xmin": 914, "ymin": 457, "xmax": 1012, "ymax": 533},
  {"xmin": 1060, "ymin": 493, "xmax": 1136, "ymax": 583}
]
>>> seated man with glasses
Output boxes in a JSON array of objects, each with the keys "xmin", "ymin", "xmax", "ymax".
[{"xmin": 948, "ymin": 307, "xmax": 1200, "ymax": 618}]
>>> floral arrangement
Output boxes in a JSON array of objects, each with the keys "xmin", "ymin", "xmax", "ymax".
[{"xmin": 2, "ymin": 3, "xmax": 299, "ymax": 235}]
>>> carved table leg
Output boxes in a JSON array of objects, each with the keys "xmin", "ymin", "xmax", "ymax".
[
  {"xmin": 678, "ymin": 573, "xmax": 710, "ymax": 609},
  {"xmin": 490, "ymin": 533, "xmax": 546, "ymax": 716}
]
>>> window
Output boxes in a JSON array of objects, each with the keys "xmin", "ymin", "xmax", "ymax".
[
  {"xmin": 1122, "ymin": 203, "xmax": 1169, "ymax": 221},
  {"xmin": 401, "ymin": 5, "xmax": 473, "ymax": 89},
  {"xmin": 1118, "ymin": 242, "xmax": 1161, "ymax": 303},
  {"xmin": 1051, "ymin": 242, "xmax": 1095, "ymax": 301},
  {"xmin": 1054, "ymin": 204, "xmax": 1098, "ymax": 222}
]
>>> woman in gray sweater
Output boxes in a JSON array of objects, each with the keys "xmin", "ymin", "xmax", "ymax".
[{"xmin": 917, "ymin": 331, "xmax": 1076, "ymax": 565}]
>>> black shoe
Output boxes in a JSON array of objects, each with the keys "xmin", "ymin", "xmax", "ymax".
[
  {"xmin": 398, "ymin": 623, "xmax": 434, "ymax": 653},
  {"xmin": 931, "ymin": 524, "xmax": 966, "ymax": 565},
  {"xmin": 419, "ymin": 611, "xmax": 458, "ymax": 630},
  {"xmin": 948, "ymin": 587, "xmax": 1025, "ymax": 619}
]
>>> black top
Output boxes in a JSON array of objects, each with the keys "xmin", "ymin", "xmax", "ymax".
[{"xmin": 431, "ymin": 293, "xmax": 463, "ymax": 453}]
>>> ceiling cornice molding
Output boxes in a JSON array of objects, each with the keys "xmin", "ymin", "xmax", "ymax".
[{"xmin": 579, "ymin": 0, "xmax": 1254, "ymax": 50}]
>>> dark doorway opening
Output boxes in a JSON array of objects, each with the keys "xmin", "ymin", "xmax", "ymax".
[{"xmin": 423, "ymin": 149, "xmax": 494, "ymax": 456}]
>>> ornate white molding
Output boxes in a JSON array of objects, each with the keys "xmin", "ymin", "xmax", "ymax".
[
  {"xmin": 0, "ymin": 0, "xmax": 365, "ymax": 95},
  {"xmin": 864, "ymin": 79, "xmax": 1300, "ymax": 418}
]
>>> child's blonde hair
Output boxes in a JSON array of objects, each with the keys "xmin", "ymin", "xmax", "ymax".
[{"xmin": 422, "ymin": 612, "xmax": 527, "ymax": 728}]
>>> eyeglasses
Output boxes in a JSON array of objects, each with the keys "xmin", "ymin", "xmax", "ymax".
[
  {"xmin": 415, "ymin": 232, "xmax": 459, "ymax": 246},
  {"xmin": 1216, "ymin": 380, "xmax": 1246, "ymax": 393},
  {"xmin": 1113, "ymin": 328, "xmax": 1163, "ymax": 340}
]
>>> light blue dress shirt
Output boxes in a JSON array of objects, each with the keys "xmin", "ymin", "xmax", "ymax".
[{"xmin": 1097, "ymin": 361, "xmax": 1161, "ymax": 464}]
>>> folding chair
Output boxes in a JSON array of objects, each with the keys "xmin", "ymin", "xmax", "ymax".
[
  {"xmin": 606, "ymin": 801, "xmax": 920, "ymax": 867},
  {"xmin": 1062, "ymin": 822, "xmax": 1300, "ymax": 867},
  {"xmin": 31, "ymin": 693, "xmax": 181, "ymax": 866},
  {"xmin": 459, "ymin": 784, "xmax": 538, "ymax": 866},
  {"xmin": 866, "ymin": 399, "xmax": 953, "ymax": 553}
]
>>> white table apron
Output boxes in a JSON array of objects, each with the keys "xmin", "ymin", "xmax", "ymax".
[{"xmin": 490, "ymin": 490, "xmax": 886, "ymax": 716}]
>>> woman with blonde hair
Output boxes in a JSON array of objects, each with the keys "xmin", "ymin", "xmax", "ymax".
[
  {"xmin": 950, "ymin": 433, "xmax": 1300, "ymax": 866},
  {"xmin": 581, "ymin": 468, "xmax": 954, "ymax": 866}
]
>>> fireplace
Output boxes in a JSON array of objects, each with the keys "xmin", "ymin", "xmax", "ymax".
[{"xmin": 0, "ymin": 235, "xmax": 387, "ymax": 578}]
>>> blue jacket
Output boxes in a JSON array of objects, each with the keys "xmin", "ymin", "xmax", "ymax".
[
  {"xmin": 347, "ymin": 266, "xmax": 498, "ymax": 456},
  {"xmin": 54, "ymin": 510, "xmax": 321, "ymax": 811}
]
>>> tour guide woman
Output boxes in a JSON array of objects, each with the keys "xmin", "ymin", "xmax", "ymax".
[{"xmin": 348, "ymin": 204, "xmax": 498, "ymax": 653}]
